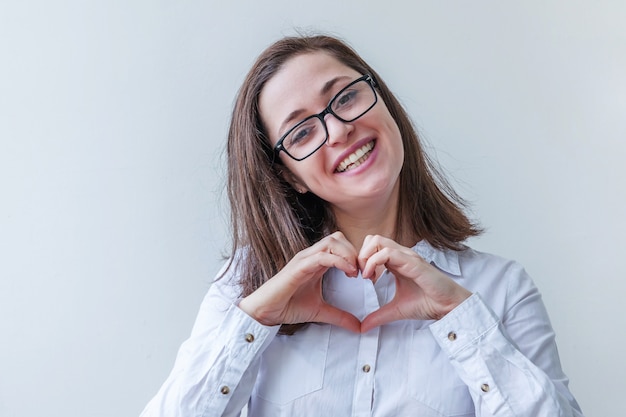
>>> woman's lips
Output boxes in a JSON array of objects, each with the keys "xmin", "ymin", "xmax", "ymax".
[{"xmin": 336, "ymin": 140, "xmax": 375, "ymax": 173}]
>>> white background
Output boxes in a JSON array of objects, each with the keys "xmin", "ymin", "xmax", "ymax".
[{"xmin": 1, "ymin": 1, "xmax": 624, "ymax": 416}]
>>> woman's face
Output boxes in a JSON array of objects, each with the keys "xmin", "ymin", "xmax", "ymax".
[{"xmin": 259, "ymin": 52, "xmax": 404, "ymax": 214}]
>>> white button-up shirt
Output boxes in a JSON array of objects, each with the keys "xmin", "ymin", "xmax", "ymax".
[{"xmin": 140, "ymin": 241, "xmax": 584, "ymax": 417}]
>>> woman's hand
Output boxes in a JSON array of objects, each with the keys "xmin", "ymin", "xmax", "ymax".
[
  {"xmin": 238, "ymin": 231, "xmax": 362, "ymax": 333},
  {"xmin": 359, "ymin": 235, "xmax": 472, "ymax": 333}
]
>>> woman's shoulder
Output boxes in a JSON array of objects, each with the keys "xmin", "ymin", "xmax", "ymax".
[
  {"xmin": 427, "ymin": 242, "xmax": 539, "ymax": 314},
  {"xmin": 414, "ymin": 240, "xmax": 525, "ymax": 278},
  {"xmin": 457, "ymin": 244, "xmax": 525, "ymax": 273}
]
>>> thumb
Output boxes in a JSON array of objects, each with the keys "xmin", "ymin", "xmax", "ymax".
[
  {"xmin": 360, "ymin": 302, "xmax": 403, "ymax": 333},
  {"xmin": 315, "ymin": 304, "xmax": 361, "ymax": 333}
]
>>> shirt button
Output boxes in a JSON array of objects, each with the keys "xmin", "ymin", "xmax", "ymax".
[
  {"xmin": 244, "ymin": 333, "xmax": 255, "ymax": 343},
  {"xmin": 481, "ymin": 383, "xmax": 490, "ymax": 393},
  {"xmin": 447, "ymin": 331, "xmax": 457, "ymax": 341},
  {"xmin": 362, "ymin": 364, "xmax": 371, "ymax": 373},
  {"xmin": 220, "ymin": 385, "xmax": 230, "ymax": 395}
]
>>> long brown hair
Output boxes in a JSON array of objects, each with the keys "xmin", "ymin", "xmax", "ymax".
[{"xmin": 225, "ymin": 35, "xmax": 481, "ymax": 334}]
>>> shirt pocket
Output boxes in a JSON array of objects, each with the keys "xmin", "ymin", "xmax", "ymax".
[
  {"xmin": 254, "ymin": 323, "xmax": 330, "ymax": 405},
  {"xmin": 408, "ymin": 328, "xmax": 475, "ymax": 416}
]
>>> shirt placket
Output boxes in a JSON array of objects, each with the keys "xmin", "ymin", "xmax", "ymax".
[{"xmin": 352, "ymin": 280, "xmax": 381, "ymax": 417}]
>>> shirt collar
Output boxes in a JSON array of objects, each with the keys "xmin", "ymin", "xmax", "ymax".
[{"xmin": 413, "ymin": 240, "xmax": 462, "ymax": 277}]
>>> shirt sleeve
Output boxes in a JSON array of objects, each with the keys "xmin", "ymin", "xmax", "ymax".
[
  {"xmin": 140, "ymin": 266, "xmax": 280, "ymax": 417},
  {"xmin": 429, "ymin": 278, "xmax": 584, "ymax": 417}
]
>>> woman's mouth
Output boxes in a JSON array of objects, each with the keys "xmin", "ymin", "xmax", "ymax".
[{"xmin": 336, "ymin": 141, "xmax": 375, "ymax": 173}]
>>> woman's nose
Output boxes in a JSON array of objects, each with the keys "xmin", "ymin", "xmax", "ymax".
[{"xmin": 324, "ymin": 114, "xmax": 353, "ymax": 146}]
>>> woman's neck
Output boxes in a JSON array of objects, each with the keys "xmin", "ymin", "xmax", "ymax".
[{"xmin": 331, "ymin": 182, "xmax": 418, "ymax": 251}]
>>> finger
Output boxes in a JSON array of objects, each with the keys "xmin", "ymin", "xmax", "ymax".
[
  {"xmin": 358, "ymin": 235, "xmax": 382, "ymax": 277},
  {"xmin": 360, "ymin": 302, "xmax": 404, "ymax": 333},
  {"xmin": 322, "ymin": 232, "xmax": 358, "ymax": 264},
  {"xmin": 358, "ymin": 235, "xmax": 407, "ymax": 278},
  {"xmin": 360, "ymin": 234, "xmax": 403, "ymax": 253},
  {"xmin": 360, "ymin": 247, "xmax": 396, "ymax": 280},
  {"xmin": 363, "ymin": 246, "xmax": 428, "ymax": 282},
  {"xmin": 312, "ymin": 233, "xmax": 358, "ymax": 276},
  {"xmin": 284, "ymin": 248, "xmax": 357, "ymax": 285},
  {"xmin": 315, "ymin": 304, "xmax": 362, "ymax": 333},
  {"xmin": 318, "ymin": 251, "xmax": 359, "ymax": 277}
]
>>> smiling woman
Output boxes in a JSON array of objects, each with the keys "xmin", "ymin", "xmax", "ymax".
[
  {"xmin": 139, "ymin": 35, "xmax": 585, "ymax": 417},
  {"xmin": 259, "ymin": 51, "xmax": 406, "ymax": 225},
  {"xmin": 272, "ymin": 73, "xmax": 378, "ymax": 162}
]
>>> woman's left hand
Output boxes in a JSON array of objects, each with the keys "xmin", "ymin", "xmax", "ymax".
[{"xmin": 359, "ymin": 235, "xmax": 472, "ymax": 333}]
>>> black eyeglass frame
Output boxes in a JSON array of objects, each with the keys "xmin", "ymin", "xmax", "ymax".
[{"xmin": 273, "ymin": 74, "xmax": 378, "ymax": 162}]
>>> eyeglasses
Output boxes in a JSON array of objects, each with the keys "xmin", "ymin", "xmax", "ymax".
[{"xmin": 273, "ymin": 74, "xmax": 378, "ymax": 161}]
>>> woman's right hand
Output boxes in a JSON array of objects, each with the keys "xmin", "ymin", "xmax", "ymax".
[{"xmin": 238, "ymin": 231, "xmax": 361, "ymax": 333}]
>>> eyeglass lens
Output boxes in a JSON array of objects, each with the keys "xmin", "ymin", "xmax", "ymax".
[{"xmin": 282, "ymin": 77, "xmax": 376, "ymax": 160}]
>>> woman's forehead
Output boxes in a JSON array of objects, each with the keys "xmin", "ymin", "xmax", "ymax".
[{"xmin": 259, "ymin": 52, "xmax": 360, "ymax": 139}]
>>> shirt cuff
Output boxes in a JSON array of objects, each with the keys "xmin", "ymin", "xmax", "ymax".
[
  {"xmin": 429, "ymin": 292, "xmax": 499, "ymax": 359},
  {"xmin": 225, "ymin": 301, "xmax": 281, "ymax": 353}
]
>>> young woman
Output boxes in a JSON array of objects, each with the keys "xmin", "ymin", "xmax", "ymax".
[{"xmin": 141, "ymin": 35, "xmax": 584, "ymax": 417}]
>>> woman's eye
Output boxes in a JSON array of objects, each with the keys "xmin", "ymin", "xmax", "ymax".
[
  {"xmin": 288, "ymin": 124, "xmax": 315, "ymax": 146},
  {"xmin": 335, "ymin": 90, "xmax": 357, "ymax": 108},
  {"xmin": 292, "ymin": 129, "xmax": 310, "ymax": 142}
]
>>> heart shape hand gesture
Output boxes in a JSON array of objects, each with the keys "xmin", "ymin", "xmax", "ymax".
[{"xmin": 238, "ymin": 232, "xmax": 471, "ymax": 333}]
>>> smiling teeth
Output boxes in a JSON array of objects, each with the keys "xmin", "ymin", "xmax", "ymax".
[{"xmin": 337, "ymin": 141, "xmax": 374, "ymax": 173}]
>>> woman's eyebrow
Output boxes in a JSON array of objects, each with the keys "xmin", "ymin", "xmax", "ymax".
[
  {"xmin": 278, "ymin": 75, "xmax": 355, "ymax": 136},
  {"xmin": 320, "ymin": 75, "xmax": 352, "ymax": 95},
  {"xmin": 279, "ymin": 109, "xmax": 306, "ymax": 137}
]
